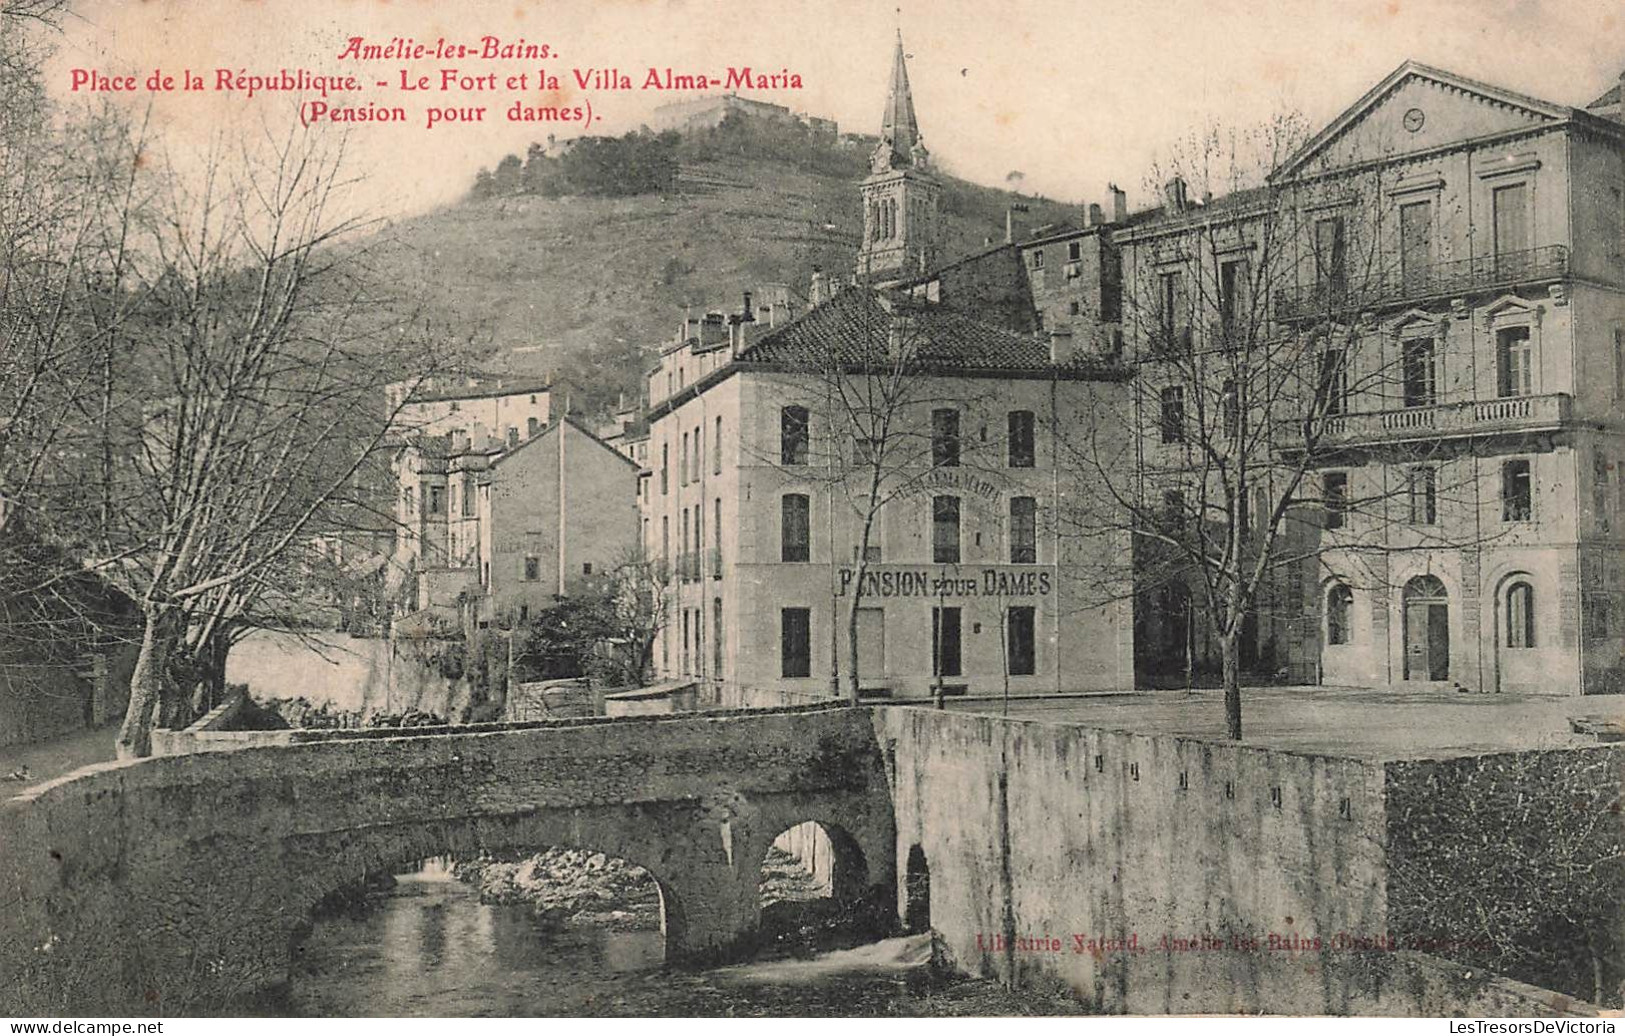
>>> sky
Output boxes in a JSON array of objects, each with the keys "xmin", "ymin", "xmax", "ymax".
[{"xmin": 39, "ymin": 0, "xmax": 1625, "ymax": 221}]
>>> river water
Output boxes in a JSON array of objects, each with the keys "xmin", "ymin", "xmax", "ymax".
[{"xmin": 258, "ymin": 861, "xmax": 1083, "ymax": 1017}]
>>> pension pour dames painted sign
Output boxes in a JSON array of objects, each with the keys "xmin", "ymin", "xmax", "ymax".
[{"xmin": 837, "ymin": 567, "xmax": 1053, "ymax": 598}]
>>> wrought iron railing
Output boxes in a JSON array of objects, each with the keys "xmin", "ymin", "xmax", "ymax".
[{"xmin": 1274, "ymin": 245, "xmax": 1568, "ymax": 321}]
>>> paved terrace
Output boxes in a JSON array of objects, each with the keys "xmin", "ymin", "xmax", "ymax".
[{"xmin": 942, "ymin": 684, "xmax": 1625, "ymax": 760}]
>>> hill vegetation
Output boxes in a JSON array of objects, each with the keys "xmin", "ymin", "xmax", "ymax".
[{"xmin": 365, "ymin": 112, "xmax": 1080, "ymax": 416}]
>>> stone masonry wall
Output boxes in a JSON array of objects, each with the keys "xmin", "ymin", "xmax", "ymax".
[{"xmin": 878, "ymin": 707, "xmax": 1604, "ymax": 1015}]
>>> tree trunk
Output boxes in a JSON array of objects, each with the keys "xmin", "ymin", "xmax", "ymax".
[
  {"xmin": 1222, "ymin": 629, "xmax": 1243, "ymax": 741},
  {"xmin": 846, "ymin": 601, "xmax": 862, "ymax": 706},
  {"xmin": 115, "ymin": 617, "xmax": 165, "ymax": 759}
]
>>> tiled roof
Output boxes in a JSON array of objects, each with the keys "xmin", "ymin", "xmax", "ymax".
[
  {"xmin": 1589, "ymin": 83, "xmax": 1621, "ymax": 109},
  {"xmin": 737, "ymin": 288, "xmax": 1079, "ymax": 373}
]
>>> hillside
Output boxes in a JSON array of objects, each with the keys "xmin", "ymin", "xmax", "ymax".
[{"xmin": 361, "ymin": 127, "xmax": 1078, "ymax": 416}]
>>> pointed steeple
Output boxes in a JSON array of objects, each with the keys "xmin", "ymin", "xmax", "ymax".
[
  {"xmin": 878, "ymin": 30, "xmax": 924, "ymax": 169},
  {"xmin": 857, "ymin": 27, "xmax": 940, "ymax": 282}
]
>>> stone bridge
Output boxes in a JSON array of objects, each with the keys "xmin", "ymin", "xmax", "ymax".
[
  {"xmin": 2, "ymin": 700, "xmax": 1607, "ymax": 1017},
  {"xmin": 0, "ymin": 704, "xmax": 894, "ymax": 1013}
]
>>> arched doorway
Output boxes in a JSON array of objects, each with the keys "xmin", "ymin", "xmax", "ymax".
[{"xmin": 1403, "ymin": 574, "xmax": 1450, "ymax": 681}]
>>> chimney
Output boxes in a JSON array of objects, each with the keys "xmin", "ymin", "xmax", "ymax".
[
  {"xmin": 1164, "ymin": 176, "xmax": 1189, "ymax": 214},
  {"xmin": 810, "ymin": 267, "xmax": 825, "ymax": 306},
  {"xmin": 1087, "ymin": 202, "xmax": 1104, "ymax": 227},
  {"xmin": 1109, "ymin": 183, "xmax": 1128, "ymax": 223},
  {"xmin": 742, "ymin": 290, "xmax": 754, "ymax": 323}
]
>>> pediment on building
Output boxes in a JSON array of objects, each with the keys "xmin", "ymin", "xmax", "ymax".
[
  {"xmin": 1390, "ymin": 307, "xmax": 1448, "ymax": 337},
  {"xmin": 1273, "ymin": 62, "xmax": 1571, "ymax": 181}
]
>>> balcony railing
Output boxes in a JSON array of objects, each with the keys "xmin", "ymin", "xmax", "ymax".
[
  {"xmin": 1275, "ymin": 392, "xmax": 1572, "ymax": 448},
  {"xmin": 1274, "ymin": 246, "xmax": 1568, "ymax": 322},
  {"xmin": 708, "ymin": 545, "xmax": 722, "ymax": 578}
]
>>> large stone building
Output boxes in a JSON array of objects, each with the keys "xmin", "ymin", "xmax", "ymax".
[
  {"xmin": 640, "ymin": 286, "xmax": 1134, "ymax": 702},
  {"xmin": 1104, "ymin": 61, "xmax": 1625, "ymax": 694},
  {"xmin": 854, "ymin": 53, "xmax": 1625, "ymax": 697}
]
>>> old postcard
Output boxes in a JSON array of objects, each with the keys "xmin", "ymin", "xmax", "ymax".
[{"xmin": 1, "ymin": 0, "xmax": 1623, "ymax": 1023}]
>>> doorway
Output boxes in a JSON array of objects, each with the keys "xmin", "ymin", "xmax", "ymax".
[{"xmin": 1403, "ymin": 575, "xmax": 1450, "ymax": 681}]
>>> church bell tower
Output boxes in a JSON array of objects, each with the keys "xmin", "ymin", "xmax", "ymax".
[{"xmin": 857, "ymin": 31, "xmax": 941, "ymax": 282}]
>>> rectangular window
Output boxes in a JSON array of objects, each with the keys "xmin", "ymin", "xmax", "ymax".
[
  {"xmin": 1595, "ymin": 451, "xmax": 1611, "ymax": 535},
  {"xmin": 781, "ymin": 493, "xmax": 811, "ymax": 562},
  {"xmin": 1162, "ymin": 488, "xmax": 1186, "ymax": 534},
  {"xmin": 523, "ymin": 555, "xmax": 540, "ymax": 581},
  {"xmin": 1010, "ymin": 496, "xmax": 1037, "ymax": 563},
  {"xmin": 1221, "ymin": 379, "xmax": 1239, "ymax": 439},
  {"xmin": 427, "ymin": 484, "xmax": 445, "ymax": 516},
  {"xmin": 661, "ymin": 516, "xmax": 669, "ymax": 568},
  {"xmin": 1407, "ymin": 466, "xmax": 1437, "ymax": 525},
  {"xmin": 1159, "ymin": 386, "xmax": 1185, "ymax": 444},
  {"xmin": 1323, "ymin": 472, "xmax": 1348, "ymax": 530},
  {"xmin": 1314, "ymin": 216, "xmax": 1347, "ymax": 296},
  {"xmin": 780, "ymin": 405, "xmax": 810, "ymax": 465},
  {"xmin": 932, "ymin": 408, "xmax": 961, "ymax": 467},
  {"xmin": 681, "ymin": 508, "xmax": 690, "ymax": 579},
  {"xmin": 1496, "ymin": 326, "xmax": 1533, "ymax": 398},
  {"xmin": 680, "ymin": 432, "xmax": 689, "ymax": 486},
  {"xmin": 713, "ymin": 415, "xmax": 722, "ymax": 474},
  {"xmin": 1492, "ymin": 182, "xmax": 1529, "ymax": 261},
  {"xmin": 1067, "ymin": 240, "xmax": 1082, "ymax": 262},
  {"xmin": 1502, "ymin": 459, "xmax": 1533, "ymax": 522},
  {"xmin": 1031, "ymin": 249, "xmax": 1044, "ymax": 269},
  {"xmin": 661, "ymin": 443, "xmax": 669, "ymax": 495},
  {"xmin": 1318, "ymin": 349, "xmax": 1348, "ymax": 415},
  {"xmin": 1615, "ymin": 329, "xmax": 1625, "ymax": 403},
  {"xmin": 462, "ymin": 476, "xmax": 476, "ymax": 516},
  {"xmin": 681, "ymin": 609, "xmax": 691, "ymax": 676},
  {"xmin": 931, "ymin": 606, "xmax": 963, "ymax": 678},
  {"xmin": 692, "ymin": 425, "xmax": 701, "ymax": 482},
  {"xmin": 932, "ymin": 495, "xmax": 961, "ymax": 563},
  {"xmin": 1219, "ymin": 257, "xmax": 1249, "ymax": 337},
  {"xmin": 1157, "ymin": 270, "xmax": 1180, "ymax": 343},
  {"xmin": 1007, "ymin": 410, "xmax": 1035, "ymax": 468},
  {"xmin": 1400, "ymin": 200, "xmax": 1433, "ymax": 289},
  {"xmin": 713, "ymin": 597, "xmax": 724, "ymax": 676},
  {"xmin": 1402, "ymin": 338, "xmax": 1436, "ymax": 408},
  {"xmin": 781, "ymin": 607, "xmax": 811, "ymax": 678},
  {"xmin": 1007, "ymin": 606, "xmax": 1036, "ymax": 676},
  {"xmin": 713, "ymin": 497, "xmax": 722, "ymax": 576}
]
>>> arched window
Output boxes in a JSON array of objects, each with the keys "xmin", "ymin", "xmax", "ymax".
[
  {"xmin": 1326, "ymin": 583, "xmax": 1353, "ymax": 645},
  {"xmin": 1506, "ymin": 581, "xmax": 1535, "ymax": 648}
]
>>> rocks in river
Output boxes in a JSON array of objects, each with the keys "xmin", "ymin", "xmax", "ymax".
[{"xmin": 456, "ymin": 847, "xmax": 662, "ymax": 930}]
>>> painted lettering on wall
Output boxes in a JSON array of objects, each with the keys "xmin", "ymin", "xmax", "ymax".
[{"xmin": 836, "ymin": 567, "xmax": 1053, "ymax": 598}]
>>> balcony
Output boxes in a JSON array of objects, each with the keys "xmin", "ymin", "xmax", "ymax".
[
  {"xmin": 1274, "ymin": 246, "xmax": 1568, "ymax": 323},
  {"xmin": 1275, "ymin": 392, "xmax": 1572, "ymax": 449}
]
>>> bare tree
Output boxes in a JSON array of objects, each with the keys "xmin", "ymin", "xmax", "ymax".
[{"xmin": 1062, "ymin": 115, "xmax": 1512, "ymax": 739}]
